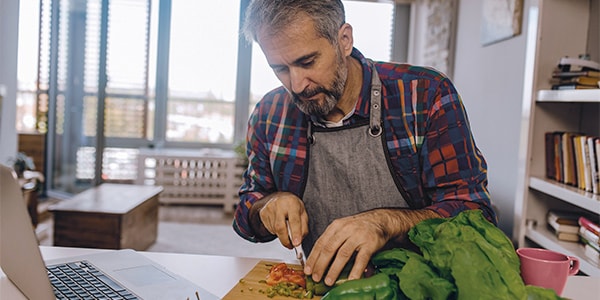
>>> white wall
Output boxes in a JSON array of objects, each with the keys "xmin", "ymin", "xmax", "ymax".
[
  {"xmin": 0, "ymin": 0, "xmax": 19, "ymax": 166},
  {"xmin": 453, "ymin": 0, "xmax": 531, "ymax": 236}
]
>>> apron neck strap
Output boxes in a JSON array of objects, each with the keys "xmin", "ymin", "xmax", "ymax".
[
  {"xmin": 368, "ymin": 62, "xmax": 383, "ymax": 137},
  {"xmin": 307, "ymin": 61, "xmax": 383, "ymax": 141}
]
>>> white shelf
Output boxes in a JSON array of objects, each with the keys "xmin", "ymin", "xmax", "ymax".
[
  {"xmin": 525, "ymin": 226, "xmax": 600, "ymax": 276},
  {"xmin": 514, "ymin": 0, "xmax": 599, "ymax": 277},
  {"xmin": 537, "ymin": 89, "xmax": 600, "ymax": 103},
  {"xmin": 529, "ymin": 177, "xmax": 600, "ymax": 212}
]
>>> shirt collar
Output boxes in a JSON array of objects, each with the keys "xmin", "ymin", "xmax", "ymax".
[
  {"xmin": 309, "ymin": 48, "xmax": 373, "ymax": 126},
  {"xmin": 351, "ymin": 48, "xmax": 374, "ymax": 120}
]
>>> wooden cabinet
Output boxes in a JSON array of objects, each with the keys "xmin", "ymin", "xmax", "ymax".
[
  {"xmin": 50, "ymin": 184, "xmax": 162, "ymax": 250},
  {"xmin": 513, "ymin": 0, "xmax": 599, "ymax": 276}
]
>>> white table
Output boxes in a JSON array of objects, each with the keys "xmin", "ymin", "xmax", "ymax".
[{"xmin": 1, "ymin": 246, "xmax": 598, "ymax": 299}]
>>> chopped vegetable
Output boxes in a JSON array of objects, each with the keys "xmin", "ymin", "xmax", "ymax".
[
  {"xmin": 260, "ymin": 281, "xmax": 314, "ymax": 299},
  {"xmin": 259, "ymin": 262, "xmax": 313, "ymax": 298},
  {"xmin": 266, "ymin": 262, "xmax": 306, "ymax": 288}
]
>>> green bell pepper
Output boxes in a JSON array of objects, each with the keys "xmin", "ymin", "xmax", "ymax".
[
  {"xmin": 305, "ymin": 262, "xmax": 352, "ymax": 296},
  {"xmin": 320, "ymin": 273, "xmax": 399, "ymax": 300}
]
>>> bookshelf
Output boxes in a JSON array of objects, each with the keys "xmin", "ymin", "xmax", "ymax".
[{"xmin": 513, "ymin": 0, "xmax": 600, "ymax": 276}]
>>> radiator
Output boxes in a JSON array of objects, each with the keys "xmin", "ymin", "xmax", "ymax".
[{"xmin": 136, "ymin": 148, "xmax": 244, "ymax": 213}]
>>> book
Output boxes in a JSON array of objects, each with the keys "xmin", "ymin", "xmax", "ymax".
[
  {"xmin": 578, "ymin": 216, "xmax": 600, "ymax": 236},
  {"xmin": 543, "ymin": 132, "xmax": 600, "ymax": 192},
  {"xmin": 555, "ymin": 133, "xmax": 564, "ymax": 182},
  {"xmin": 581, "ymin": 135, "xmax": 593, "ymax": 193},
  {"xmin": 551, "ymin": 84, "xmax": 598, "ymax": 90},
  {"xmin": 547, "ymin": 210, "xmax": 581, "ymax": 234},
  {"xmin": 573, "ymin": 135, "xmax": 586, "ymax": 191},
  {"xmin": 596, "ymin": 138, "xmax": 600, "ymax": 193},
  {"xmin": 579, "ymin": 226, "xmax": 599, "ymax": 246},
  {"xmin": 557, "ymin": 56, "xmax": 600, "ymax": 72},
  {"xmin": 585, "ymin": 239, "xmax": 600, "ymax": 252},
  {"xmin": 583, "ymin": 244, "xmax": 599, "ymax": 264},
  {"xmin": 561, "ymin": 132, "xmax": 578, "ymax": 186},
  {"xmin": 576, "ymin": 135, "xmax": 593, "ymax": 193},
  {"xmin": 550, "ymin": 76, "xmax": 600, "ymax": 87},
  {"xmin": 581, "ymin": 232, "xmax": 600, "ymax": 263},
  {"xmin": 553, "ymin": 230, "xmax": 580, "ymax": 242},
  {"xmin": 551, "ymin": 70, "xmax": 600, "ymax": 78},
  {"xmin": 588, "ymin": 136, "xmax": 599, "ymax": 195},
  {"xmin": 545, "ymin": 132, "xmax": 557, "ymax": 181}
]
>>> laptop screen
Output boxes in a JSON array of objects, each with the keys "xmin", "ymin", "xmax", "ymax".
[{"xmin": 0, "ymin": 164, "xmax": 56, "ymax": 299}]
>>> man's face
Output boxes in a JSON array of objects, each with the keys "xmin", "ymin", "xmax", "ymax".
[{"xmin": 257, "ymin": 14, "xmax": 348, "ymax": 117}]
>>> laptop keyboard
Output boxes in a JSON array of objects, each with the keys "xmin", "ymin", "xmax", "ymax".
[{"xmin": 47, "ymin": 260, "xmax": 140, "ymax": 300}]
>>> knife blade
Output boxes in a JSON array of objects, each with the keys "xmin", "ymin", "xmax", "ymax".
[{"xmin": 286, "ymin": 220, "xmax": 305, "ymax": 268}]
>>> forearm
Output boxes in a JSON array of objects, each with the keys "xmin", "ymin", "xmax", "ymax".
[
  {"xmin": 371, "ymin": 208, "xmax": 441, "ymax": 244},
  {"xmin": 249, "ymin": 192, "xmax": 279, "ymax": 240},
  {"xmin": 426, "ymin": 197, "xmax": 497, "ymax": 225}
]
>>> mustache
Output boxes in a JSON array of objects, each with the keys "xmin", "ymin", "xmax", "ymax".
[{"xmin": 294, "ymin": 86, "xmax": 329, "ymax": 99}]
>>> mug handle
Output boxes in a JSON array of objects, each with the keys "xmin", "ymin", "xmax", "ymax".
[{"xmin": 568, "ymin": 256, "xmax": 580, "ymax": 275}]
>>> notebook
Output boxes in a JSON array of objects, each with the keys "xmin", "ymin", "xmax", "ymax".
[{"xmin": 0, "ymin": 164, "xmax": 220, "ymax": 300}]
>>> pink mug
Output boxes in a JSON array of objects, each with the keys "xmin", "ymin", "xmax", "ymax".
[{"xmin": 516, "ymin": 248, "xmax": 579, "ymax": 295}]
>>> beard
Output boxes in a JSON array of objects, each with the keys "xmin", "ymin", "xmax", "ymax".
[{"xmin": 290, "ymin": 51, "xmax": 348, "ymax": 117}]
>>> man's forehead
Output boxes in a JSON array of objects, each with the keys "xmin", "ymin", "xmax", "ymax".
[{"xmin": 257, "ymin": 22, "xmax": 328, "ymax": 66}]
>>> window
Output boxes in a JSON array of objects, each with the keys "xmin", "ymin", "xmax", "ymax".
[
  {"xmin": 17, "ymin": 0, "xmax": 402, "ymax": 195},
  {"xmin": 166, "ymin": 0, "xmax": 240, "ymax": 144},
  {"xmin": 345, "ymin": 0, "xmax": 394, "ymax": 61},
  {"xmin": 16, "ymin": 0, "xmax": 41, "ymax": 133}
]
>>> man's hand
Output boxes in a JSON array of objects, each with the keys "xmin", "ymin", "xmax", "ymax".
[
  {"xmin": 249, "ymin": 191, "xmax": 308, "ymax": 249},
  {"xmin": 304, "ymin": 208, "xmax": 440, "ymax": 286}
]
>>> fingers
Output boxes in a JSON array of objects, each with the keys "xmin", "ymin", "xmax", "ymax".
[
  {"xmin": 258, "ymin": 192, "xmax": 307, "ymax": 249},
  {"xmin": 286, "ymin": 210, "xmax": 308, "ymax": 247},
  {"xmin": 306, "ymin": 214, "xmax": 386, "ymax": 286},
  {"xmin": 304, "ymin": 229, "xmax": 341, "ymax": 282},
  {"xmin": 348, "ymin": 251, "xmax": 371, "ymax": 280}
]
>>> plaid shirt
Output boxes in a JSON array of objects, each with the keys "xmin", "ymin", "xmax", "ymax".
[{"xmin": 233, "ymin": 48, "xmax": 497, "ymax": 242}]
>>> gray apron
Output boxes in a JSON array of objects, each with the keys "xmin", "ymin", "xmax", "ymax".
[{"xmin": 301, "ymin": 65, "xmax": 409, "ymax": 254}]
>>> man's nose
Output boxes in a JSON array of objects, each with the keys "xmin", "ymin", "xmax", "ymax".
[{"xmin": 289, "ymin": 68, "xmax": 309, "ymax": 95}]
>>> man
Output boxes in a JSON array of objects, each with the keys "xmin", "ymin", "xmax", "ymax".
[{"xmin": 233, "ymin": 0, "xmax": 497, "ymax": 287}]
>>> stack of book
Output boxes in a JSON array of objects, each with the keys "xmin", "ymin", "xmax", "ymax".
[
  {"xmin": 550, "ymin": 56, "xmax": 600, "ymax": 90},
  {"xmin": 544, "ymin": 132, "xmax": 600, "ymax": 195},
  {"xmin": 578, "ymin": 216, "xmax": 600, "ymax": 263},
  {"xmin": 547, "ymin": 210, "xmax": 581, "ymax": 242},
  {"xmin": 547, "ymin": 211, "xmax": 600, "ymax": 262}
]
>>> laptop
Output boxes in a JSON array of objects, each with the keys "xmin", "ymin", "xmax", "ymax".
[{"xmin": 0, "ymin": 164, "xmax": 220, "ymax": 300}]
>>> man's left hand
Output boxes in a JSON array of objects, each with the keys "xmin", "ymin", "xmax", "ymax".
[{"xmin": 304, "ymin": 208, "xmax": 440, "ymax": 286}]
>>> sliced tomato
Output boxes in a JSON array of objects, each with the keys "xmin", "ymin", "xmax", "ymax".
[{"xmin": 265, "ymin": 262, "xmax": 306, "ymax": 288}]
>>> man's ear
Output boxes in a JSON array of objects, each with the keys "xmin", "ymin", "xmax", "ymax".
[{"xmin": 338, "ymin": 23, "xmax": 354, "ymax": 56}]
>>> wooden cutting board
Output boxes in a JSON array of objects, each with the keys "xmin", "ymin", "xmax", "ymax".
[{"xmin": 222, "ymin": 260, "xmax": 322, "ymax": 300}]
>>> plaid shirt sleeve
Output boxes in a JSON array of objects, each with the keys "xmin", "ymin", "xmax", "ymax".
[
  {"xmin": 232, "ymin": 90, "xmax": 309, "ymax": 242},
  {"xmin": 420, "ymin": 77, "xmax": 496, "ymax": 223}
]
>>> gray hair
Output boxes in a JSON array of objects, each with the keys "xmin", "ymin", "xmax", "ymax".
[{"xmin": 242, "ymin": 0, "xmax": 346, "ymax": 45}]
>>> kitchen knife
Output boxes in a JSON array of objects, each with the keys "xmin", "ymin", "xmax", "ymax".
[{"xmin": 286, "ymin": 220, "xmax": 305, "ymax": 268}]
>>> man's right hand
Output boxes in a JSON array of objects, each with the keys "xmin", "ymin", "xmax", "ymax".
[{"xmin": 249, "ymin": 191, "xmax": 308, "ymax": 249}]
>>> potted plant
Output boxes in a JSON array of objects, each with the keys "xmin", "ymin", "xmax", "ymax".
[{"xmin": 10, "ymin": 152, "xmax": 36, "ymax": 178}]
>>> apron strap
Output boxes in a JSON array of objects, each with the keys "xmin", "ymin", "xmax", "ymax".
[
  {"xmin": 307, "ymin": 61, "xmax": 383, "ymax": 139},
  {"xmin": 369, "ymin": 64, "xmax": 383, "ymax": 137}
]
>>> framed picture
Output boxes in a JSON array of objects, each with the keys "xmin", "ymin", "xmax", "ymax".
[
  {"xmin": 481, "ymin": 0, "xmax": 524, "ymax": 46},
  {"xmin": 408, "ymin": 0, "xmax": 458, "ymax": 78}
]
